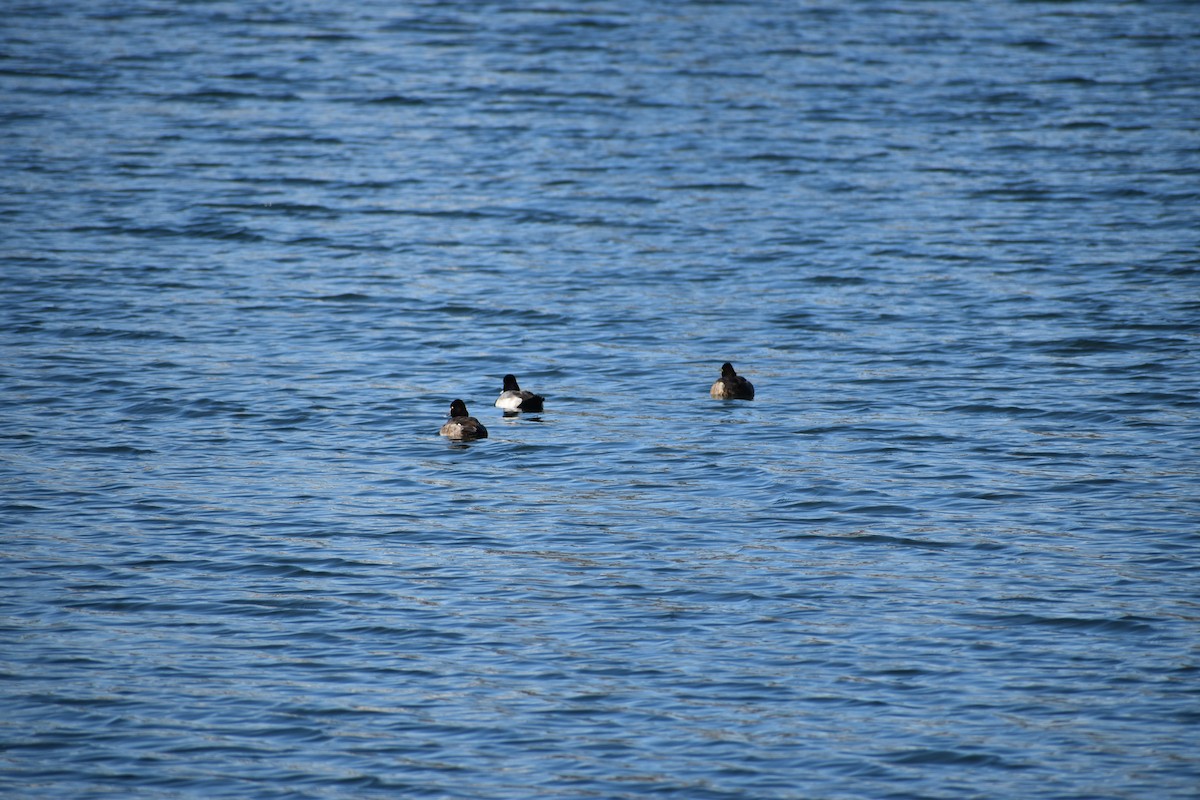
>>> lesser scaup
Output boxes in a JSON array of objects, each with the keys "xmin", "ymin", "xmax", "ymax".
[
  {"xmin": 494, "ymin": 374, "xmax": 545, "ymax": 412},
  {"xmin": 710, "ymin": 362, "xmax": 755, "ymax": 400},
  {"xmin": 439, "ymin": 399, "xmax": 488, "ymax": 440}
]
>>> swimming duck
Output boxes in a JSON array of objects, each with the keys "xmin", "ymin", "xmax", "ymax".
[
  {"xmin": 494, "ymin": 374, "xmax": 545, "ymax": 412},
  {"xmin": 710, "ymin": 362, "xmax": 755, "ymax": 400},
  {"xmin": 439, "ymin": 399, "xmax": 488, "ymax": 440}
]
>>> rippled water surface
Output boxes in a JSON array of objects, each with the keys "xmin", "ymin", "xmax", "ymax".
[{"xmin": 3, "ymin": 1, "xmax": 1199, "ymax": 798}]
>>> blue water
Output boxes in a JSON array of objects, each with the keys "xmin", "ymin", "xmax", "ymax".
[{"xmin": 3, "ymin": 1, "xmax": 1199, "ymax": 798}]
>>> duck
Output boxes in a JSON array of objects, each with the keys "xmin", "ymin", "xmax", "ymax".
[
  {"xmin": 710, "ymin": 362, "xmax": 755, "ymax": 400},
  {"xmin": 494, "ymin": 374, "xmax": 545, "ymax": 412},
  {"xmin": 439, "ymin": 399, "xmax": 488, "ymax": 440}
]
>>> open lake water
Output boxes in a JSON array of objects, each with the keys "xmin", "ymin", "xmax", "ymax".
[{"xmin": 2, "ymin": 1, "xmax": 1199, "ymax": 798}]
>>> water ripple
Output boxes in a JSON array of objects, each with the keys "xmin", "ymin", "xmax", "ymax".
[{"xmin": 2, "ymin": 1, "xmax": 1198, "ymax": 799}]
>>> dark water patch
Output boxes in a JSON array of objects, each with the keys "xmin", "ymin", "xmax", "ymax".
[
  {"xmin": 180, "ymin": 398, "xmax": 250, "ymax": 419},
  {"xmin": 882, "ymin": 748, "xmax": 1024, "ymax": 769},
  {"xmin": 804, "ymin": 274, "xmax": 870, "ymax": 286},
  {"xmin": 1035, "ymin": 337, "xmax": 1151, "ymax": 356},
  {"xmin": 381, "ymin": 15, "xmax": 481, "ymax": 34},
  {"xmin": 314, "ymin": 292, "xmax": 373, "ymax": 303},
  {"xmin": 959, "ymin": 613, "xmax": 1159, "ymax": 635},
  {"xmin": 668, "ymin": 181, "xmax": 762, "ymax": 192},
  {"xmin": 364, "ymin": 94, "xmax": 431, "ymax": 106},
  {"xmin": 945, "ymin": 403, "xmax": 1042, "ymax": 417},
  {"xmin": 120, "ymin": 398, "xmax": 184, "ymax": 418},
  {"xmin": 63, "ymin": 444, "xmax": 156, "ymax": 457},
  {"xmin": 49, "ymin": 325, "xmax": 188, "ymax": 343},
  {"xmin": 782, "ymin": 531, "xmax": 961, "ymax": 550},
  {"xmin": 158, "ymin": 89, "xmax": 302, "ymax": 103},
  {"xmin": 212, "ymin": 200, "xmax": 341, "ymax": 218},
  {"xmin": 66, "ymin": 222, "xmax": 266, "ymax": 243}
]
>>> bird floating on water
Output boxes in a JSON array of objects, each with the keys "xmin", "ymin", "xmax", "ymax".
[
  {"xmin": 494, "ymin": 374, "xmax": 545, "ymax": 412},
  {"xmin": 710, "ymin": 362, "xmax": 755, "ymax": 400},
  {"xmin": 439, "ymin": 399, "xmax": 488, "ymax": 440}
]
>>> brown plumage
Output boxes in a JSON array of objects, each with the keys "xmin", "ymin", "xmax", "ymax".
[
  {"xmin": 709, "ymin": 362, "xmax": 755, "ymax": 400},
  {"xmin": 439, "ymin": 399, "xmax": 488, "ymax": 440}
]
